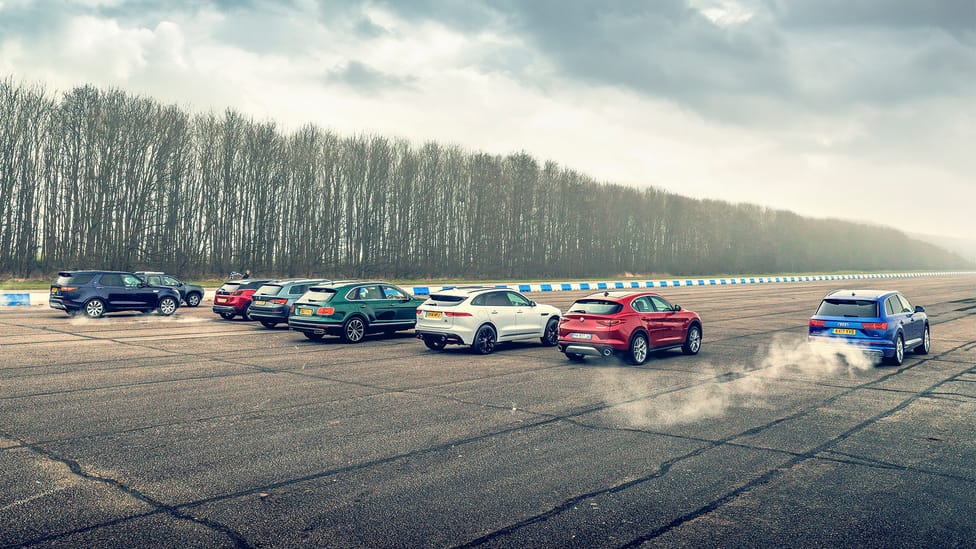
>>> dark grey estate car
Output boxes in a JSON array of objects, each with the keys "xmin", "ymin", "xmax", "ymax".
[
  {"xmin": 135, "ymin": 271, "xmax": 205, "ymax": 307},
  {"xmin": 249, "ymin": 278, "xmax": 331, "ymax": 328}
]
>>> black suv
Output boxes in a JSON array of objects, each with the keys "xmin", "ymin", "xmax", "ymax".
[
  {"xmin": 49, "ymin": 270, "xmax": 182, "ymax": 318},
  {"xmin": 135, "ymin": 271, "xmax": 205, "ymax": 307}
]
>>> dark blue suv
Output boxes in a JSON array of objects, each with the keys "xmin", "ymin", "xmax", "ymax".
[
  {"xmin": 49, "ymin": 270, "xmax": 181, "ymax": 319},
  {"xmin": 808, "ymin": 289, "xmax": 930, "ymax": 366}
]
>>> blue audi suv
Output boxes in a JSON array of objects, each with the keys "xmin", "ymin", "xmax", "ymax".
[{"xmin": 808, "ymin": 289, "xmax": 930, "ymax": 366}]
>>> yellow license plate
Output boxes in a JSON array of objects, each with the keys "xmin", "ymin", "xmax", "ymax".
[
  {"xmin": 299, "ymin": 308, "xmax": 312, "ymax": 316},
  {"xmin": 254, "ymin": 300, "xmax": 266, "ymax": 306},
  {"xmin": 425, "ymin": 311, "xmax": 442, "ymax": 319},
  {"xmin": 832, "ymin": 328, "xmax": 856, "ymax": 335}
]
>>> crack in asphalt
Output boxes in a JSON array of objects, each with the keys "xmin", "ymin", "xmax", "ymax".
[{"xmin": 0, "ymin": 428, "xmax": 253, "ymax": 549}]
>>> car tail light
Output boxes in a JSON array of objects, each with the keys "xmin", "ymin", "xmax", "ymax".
[
  {"xmin": 317, "ymin": 307, "xmax": 335, "ymax": 315},
  {"xmin": 232, "ymin": 290, "xmax": 244, "ymax": 296},
  {"xmin": 417, "ymin": 309, "xmax": 423, "ymax": 315},
  {"xmin": 445, "ymin": 311, "xmax": 472, "ymax": 317},
  {"xmin": 809, "ymin": 319, "xmax": 826, "ymax": 328},
  {"xmin": 597, "ymin": 319, "xmax": 623, "ymax": 326},
  {"xmin": 862, "ymin": 322, "xmax": 887, "ymax": 330},
  {"xmin": 270, "ymin": 298, "xmax": 287, "ymax": 305},
  {"xmin": 60, "ymin": 286, "xmax": 77, "ymax": 292},
  {"xmin": 290, "ymin": 305, "xmax": 295, "ymax": 314}
]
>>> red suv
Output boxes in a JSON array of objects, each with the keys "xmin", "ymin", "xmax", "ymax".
[
  {"xmin": 212, "ymin": 278, "xmax": 271, "ymax": 320},
  {"xmin": 558, "ymin": 291, "xmax": 702, "ymax": 365}
]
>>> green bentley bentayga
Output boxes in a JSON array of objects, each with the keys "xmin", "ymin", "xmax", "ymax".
[{"xmin": 288, "ymin": 280, "xmax": 426, "ymax": 343}]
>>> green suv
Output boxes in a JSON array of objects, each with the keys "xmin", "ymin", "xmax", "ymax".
[{"xmin": 288, "ymin": 281, "xmax": 425, "ymax": 342}]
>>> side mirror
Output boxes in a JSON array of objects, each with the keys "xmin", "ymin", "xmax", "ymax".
[
  {"xmin": 915, "ymin": 305, "xmax": 925, "ymax": 313},
  {"xmin": 673, "ymin": 304, "xmax": 682, "ymax": 312},
  {"xmin": 529, "ymin": 300, "xmax": 536, "ymax": 307}
]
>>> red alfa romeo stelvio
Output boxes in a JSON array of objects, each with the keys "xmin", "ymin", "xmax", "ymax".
[{"xmin": 557, "ymin": 291, "xmax": 702, "ymax": 365}]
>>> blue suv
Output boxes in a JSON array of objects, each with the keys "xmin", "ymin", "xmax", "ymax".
[
  {"xmin": 808, "ymin": 289, "xmax": 930, "ymax": 366},
  {"xmin": 49, "ymin": 270, "xmax": 181, "ymax": 319}
]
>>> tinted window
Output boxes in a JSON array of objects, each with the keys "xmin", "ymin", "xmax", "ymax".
[
  {"xmin": 289, "ymin": 284, "xmax": 308, "ymax": 295},
  {"xmin": 56, "ymin": 273, "xmax": 94, "ymax": 285},
  {"xmin": 815, "ymin": 299, "xmax": 879, "ymax": 318},
  {"xmin": 383, "ymin": 285, "xmax": 409, "ymax": 299},
  {"xmin": 631, "ymin": 297, "xmax": 651, "ymax": 312},
  {"xmin": 146, "ymin": 275, "xmax": 163, "ymax": 286},
  {"xmin": 122, "ymin": 274, "xmax": 142, "ymax": 287},
  {"xmin": 348, "ymin": 285, "xmax": 382, "ymax": 300},
  {"xmin": 884, "ymin": 297, "xmax": 897, "ymax": 315},
  {"xmin": 162, "ymin": 276, "xmax": 181, "ymax": 286},
  {"xmin": 217, "ymin": 282, "xmax": 241, "ymax": 294},
  {"xmin": 649, "ymin": 296, "xmax": 673, "ymax": 312},
  {"xmin": 506, "ymin": 292, "xmax": 531, "ymax": 306},
  {"xmin": 256, "ymin": 284, "xmax": 284, "ymax": 296},
  {"xmin": 568, "ymin": 299, "xmax": 623, "ymax": 315},
  {"xmin": 484, "ymin": 292, "xmax": 511, "ymax": 306},
  {"xmin": 99, "ymin": 274, "xmax": 123, "ymax": 286},
  {"xmin": 297, "ymin": 288, "xmax": 336, "ymax": 304}
]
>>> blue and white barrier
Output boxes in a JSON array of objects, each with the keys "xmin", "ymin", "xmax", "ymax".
[
  {"xmin": 0, "ymin": 292, "xmax": 30, "ymax": 306},
  {"xmin": 408, "ymin": 271, "xmax": 975, "ymax": 296}
]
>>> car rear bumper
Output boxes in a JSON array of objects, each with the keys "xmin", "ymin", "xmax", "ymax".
[
  {"xmin": 558, "ymin": 342, "xmax": 617, "ymax": 358},
  {"xmin": 415, "ymin": 330, "xmax": 468, "ymax": 346},
  {"xmin": 249, "ymin": 308, "xmax": 289, "ymax": 322},
  {"xmin": 289, "ymin": 319, "xmax": 342, "ymax": 335},
  {"xmin": 808, "ymin": 335, "xmax": 891, "ymax": 358},
  {"xmin": 212, "ymin": 305, "xmax": 242, "ymax": 314}
]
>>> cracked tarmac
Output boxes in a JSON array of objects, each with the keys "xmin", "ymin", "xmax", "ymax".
[{"xmin": 1, "ymin": 276, "xmax": 975, "ymax": 548}]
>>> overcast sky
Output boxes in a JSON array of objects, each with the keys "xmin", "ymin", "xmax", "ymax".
[{"xmin": 1, "ymin": 0, "xmax": 973, "ymax": 239}]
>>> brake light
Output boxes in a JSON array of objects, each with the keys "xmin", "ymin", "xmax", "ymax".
[
  {"xmin": 809, "ymin": 319, "xmax": 826, "ymax": 328},
  {"xmin": 60, "ymin": 286, "xmax": 77, "ymax": 292},
  {"xmin": 232, "ymin": 290, "xmax": 244, "ymax": 296},
  {"xmin": 445, "ymin": 311, "xmax": 472, "ymax": 317},
  {"xmin": 316, "ymin": 307, "xmax": 335, "ymax": 315},
  {"xmin": 417, "ymin": 309, "xmax": 422, "ymax": 315},
  {"xmin": 597, "ymin": 319, "xmax": 623, "ymax": 326},
  {"xmin": 862, "ymin": 322, "xmax": 888, "ymax": 330},
  {"xmin": 270, "ymin": 298, "xmax": 287, "ymax": 305}
]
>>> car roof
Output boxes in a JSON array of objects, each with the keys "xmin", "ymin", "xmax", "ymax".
[
  {"xmin": 580, "ymin": 290, "xmax": 662, "ymax": 301},
  {"xmin": 134, "ymin": 271, "xmax": 165, "ymax": 275},
  {"xmin": 428, "ymin": 287, "xmax": 515, "ymax": 297},
  {"xmin": 308, "ymin": 280, "xmax": 392, "ymax": 289},
  {"xmin": 824, "ymin": 289, "xmax": 895, "ymax": 300},
  {"xmin": 58, "ymin": 270, "xmax": 131, "ymax": 275},
  {"xmin": 261, "ymin": 278, "xmax": 330, "ymax": 285}
]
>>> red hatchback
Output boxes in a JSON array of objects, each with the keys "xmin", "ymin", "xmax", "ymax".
[
  {"xmin": 557, "ymin": 291, "xmax": 702, "ymax": 364},
  {"xmin": 212, "ymin": 278, "xmax": 271, "ymax": 320}
]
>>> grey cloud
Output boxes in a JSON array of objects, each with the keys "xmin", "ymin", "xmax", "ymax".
[{"xmin": 325, "ymin": 60, "xmax": 416, "ymax": 93}]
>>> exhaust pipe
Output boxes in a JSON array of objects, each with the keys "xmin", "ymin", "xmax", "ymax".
[{"xmin": 602, "ymin": 347, "xmax": 613, "ymax": 357}]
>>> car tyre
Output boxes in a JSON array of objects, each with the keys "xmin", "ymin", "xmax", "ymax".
[
  {"xmin": 260, "ymin": 320, "xmax": 278, "ymax": 328},
  {"xmin": 915, "ymin": 325, "xmax": 930, "ymax": 355},
  {"xmin": 540, "ymin": 317, "xmax": 559, "ymax": 346},
  {"xmin": 186, "ymin": 293, "xmax": 202, "ymax": 307},
  {"xmin": 682, "ymin": 324, "xmax": 702, "ymax": 355},
  {"xmin": 303, "ymin": 332, "xmax": 324, "ymax": 341},
  {"xmin": 886, "ymin": 333, "xmax": 905, "ymax": 366},
  {"xmin": 242, "ymin": 303, "xmax": 254, "ymax": 321},
  {"xmin": 219, "ymin": 312, "xmax": 235, "ymax": 320},
  {"xmin": 157, "ymin": 296, "xmax": 178, "ymax": 316},
  {"xmin": 472, "ymin": 325, "xmax": 497, "ymax": 354},
  {"xmin": 628, "ymin": 332, "xmax": 649, "ymax": 365},
  {"xmin": 84, "ymin": 298, "xmax": 106, "ymax": 319},
  {"xmin": 423, "ymin": 336, "xmax": 446, "ymax": 351},
  {"xmin": 341, "ymin": 316, "xmax": 367, "ymax": 343}
]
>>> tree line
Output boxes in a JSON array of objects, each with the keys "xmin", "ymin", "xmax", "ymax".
[{"xmin": 0, "ymin": 78, "xmax": 971, "ymax": 280}]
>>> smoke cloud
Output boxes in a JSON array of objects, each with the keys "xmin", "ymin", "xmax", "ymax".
[{"xmin": 606, "ymin": 334, "xmax": 877, "ymax": 429}]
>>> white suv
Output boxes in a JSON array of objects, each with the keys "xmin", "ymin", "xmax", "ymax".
[{"xmin": 415, "ymin": 287, "xmax": 562, "ymax": 354}]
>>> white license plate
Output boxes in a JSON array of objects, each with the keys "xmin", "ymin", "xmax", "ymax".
[{"xmin": 571, "ymin": 332, "xmax": 593, "ymax": 340}]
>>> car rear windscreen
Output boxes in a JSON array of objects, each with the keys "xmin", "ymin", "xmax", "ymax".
[
  {"xmin": 815, "ymin": 299, "xmax": 879, "ymax": 318},
  {"xmin": 567, "ymin": 299, "xmax": 623, "ymax": 315},
  {"xmin": 297, "ymin": 288, "xmax": 336, "ymax": 304},
  {"xmin": 217, "ymin": 282, "xmax": 241, "ymax": 293},
  {"xmin": 427, "ymin": 294, "xmax": 465, "ymax": 306},
  {"xmin": 56, "ymin": 273, "xmax": 95, "ymax": 285},
  {"xmin": 256, "ymin": 284, "xmax": 283, "ymax": 296}
]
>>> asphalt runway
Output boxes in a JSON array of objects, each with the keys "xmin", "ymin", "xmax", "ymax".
[{"xmin": 1, "ymin": 276, "xmax": 974, "ymax": 548}]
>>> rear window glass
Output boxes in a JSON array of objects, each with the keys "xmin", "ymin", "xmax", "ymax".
[
  {"xmin": 816, "ymin": 299, "xmax": 879, "ymax": 318},
  {"xmin": 568, "ymin": 299, "xmax": 623, "ymax": 315},
  {"xmin": 256, "ymin": 284, "xmax": 283, "ymax": 296},
  {"xmin": 427, "ymin": 294, "xmax": 465, "ymax": 306},
  {"xmin": 218, "ymin": 282, "xmax": 241, "ymax": 293},
  {"xmin": 297, "ymin": 288, "xmax": 336, "ymax": 304},
  {"xmin": 56, "ymin": 273, "xmax": 94, "ymax": 285}
]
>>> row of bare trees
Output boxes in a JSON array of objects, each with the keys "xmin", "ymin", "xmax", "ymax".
[{"xmin": 0, "ymin": 78, "xmax": 970, "ymax": 279}]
